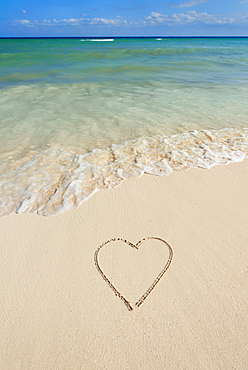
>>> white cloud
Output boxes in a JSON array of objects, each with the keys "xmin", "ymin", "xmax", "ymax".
[
  {"xmin": 10, "ymin": 11, "xmax": 248, "ymax": 29},
  {"xmin": 177, "ymin": 0, "xmax": 208, "ymax": 7},
  {"xmin": 143, "ymin": 12, "xmax": 169, "ymax": 24},
  {"xmin": 238, "ymin": 0, "xmax": 248, "ymax": 3},
  {"xmin": 61, "ymin": 18, "xmax": 82, "ymax": 25},
  {"xmin": 11, "ymin": 16, "xmax": 127, "ymax": 28},
  {"xmin": 22, "ymin": 10, "xmax": 27, "ymax": 13},
  {"xmin": 12, "ymin": 19, "xmax": 31, "ymax": 26},
  {"xmin": 89, "ymin": 17, "xmax": 127, "ymax": 25},
  {"xmin": 144, "ymin": 10, "xmax": 248, "ymax": 25}
]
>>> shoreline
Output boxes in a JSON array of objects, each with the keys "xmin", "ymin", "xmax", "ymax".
[
  {"xmin": 1, "ymin": 127, "xmax": 247, "ymax": 218},
  {"xmin": 1, "ymin": 160, "xmax": 248, "ymax": 369}
]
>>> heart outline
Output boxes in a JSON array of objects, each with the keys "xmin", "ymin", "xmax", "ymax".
[{"xmin": 94, "ymin": 237, "xmax": 173, "ymax": 311}]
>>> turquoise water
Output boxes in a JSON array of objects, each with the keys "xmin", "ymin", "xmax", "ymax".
[{"xmin": 0, "ymin": 37, "xmax": 248, "ymax": 216}]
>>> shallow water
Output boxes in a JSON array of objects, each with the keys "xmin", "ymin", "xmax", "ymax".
[{"xmin": 0, "ymin": 37, "xmax": 248, "ymax": 216}]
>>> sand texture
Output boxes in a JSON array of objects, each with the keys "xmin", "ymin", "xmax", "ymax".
[{"xmin": 0, "ymin": 161, "xmax": 248, "ymax": 369}]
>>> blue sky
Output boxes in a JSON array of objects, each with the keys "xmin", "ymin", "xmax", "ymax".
[{"xmin": 1, "ymin": 0, "xmax": 248, "ymax": 37}]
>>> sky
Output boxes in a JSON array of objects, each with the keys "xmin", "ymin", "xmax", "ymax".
[{"xmin": 1, "ymin": 0, "xmax": 248, "ymax": 37}]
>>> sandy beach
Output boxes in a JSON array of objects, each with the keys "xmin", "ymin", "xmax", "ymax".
[{"xmin": 0, "ymin": 160, "xmax": 248, "ymax": 370}]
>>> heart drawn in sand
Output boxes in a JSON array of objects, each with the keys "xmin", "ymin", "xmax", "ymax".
[{"xmin": 94, "ymin": 237, "xmax": 173, "ymax": 311}]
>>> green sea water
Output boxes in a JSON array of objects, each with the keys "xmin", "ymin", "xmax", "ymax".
[{"xmin": 0, "ymin": 37, "xmax": 248, "ymax": 216}]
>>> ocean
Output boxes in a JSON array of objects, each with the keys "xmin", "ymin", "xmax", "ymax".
[{"xmin": 0, "ymin": 37, "xmax": 248, "ymax": 217}]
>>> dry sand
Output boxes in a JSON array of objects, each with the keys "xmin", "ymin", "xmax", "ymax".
[{"xmin": 0, "ymin": 161, "xmax": 248, "ymax": 370}]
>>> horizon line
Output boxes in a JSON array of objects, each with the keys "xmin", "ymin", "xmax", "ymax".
[{"xmin": 1, "ymin": 35, "xmax": 248, "ymax": 39}]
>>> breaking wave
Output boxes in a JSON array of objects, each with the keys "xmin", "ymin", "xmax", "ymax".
[
  {"xmin": 0, "ymin": 127, "xmax": 247, "ymax": 218},
  {"xmin": 80, "ymin": 39, "xmax": 114, "ymax": 42}
]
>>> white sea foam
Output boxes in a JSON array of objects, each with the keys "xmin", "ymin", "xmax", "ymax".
[
  {"xmin": 80, "ymin": 39, "xmax": 114, "ymax": 42},
  {"xmin": 0, "ymin": 128, "xmax": 247, "ymax": 218}
]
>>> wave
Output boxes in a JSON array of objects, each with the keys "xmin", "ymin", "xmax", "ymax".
[
  {"xmin": 80, "ymin": 39, "xmax": 114, "ymax": 42},
  {"xmin": 0, "ymin": 128, "xmax": 247, "ymax": 218}
]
